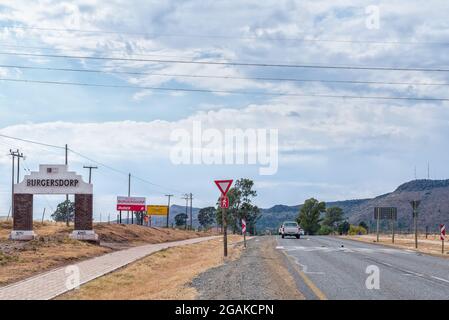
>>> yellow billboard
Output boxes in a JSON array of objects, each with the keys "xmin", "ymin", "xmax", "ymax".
[{"xmin": 146, "ymin": 205, "xmax": 168, "ymax": 216}]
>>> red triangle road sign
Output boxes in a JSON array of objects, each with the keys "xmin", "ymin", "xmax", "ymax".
[{"xmin": 214, "ymin": 179, "xmax": 233, "ymax": 196}]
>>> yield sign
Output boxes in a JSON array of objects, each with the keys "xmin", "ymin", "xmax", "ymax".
[{"xmin": 214, "ymin": 179, "xmax": 233, "ymax": 196}]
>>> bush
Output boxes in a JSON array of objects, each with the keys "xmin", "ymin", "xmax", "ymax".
[
  {"xmin": 317, "ymin": 225, "xmax": 334, "ymax": 235},
  {"xmin": 348, "ymin": 225, "xmax": 367, "ymax": 235}
]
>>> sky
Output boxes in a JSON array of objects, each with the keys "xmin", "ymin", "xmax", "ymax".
[{"xmin": 0, "ymin": 0, "xmax": 449, "ymax": 221}]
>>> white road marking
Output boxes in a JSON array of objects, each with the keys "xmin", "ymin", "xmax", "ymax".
[
  {"xmin": 277, "ymin": 246, "xmax": 411, "ymax": 254},
  {"xmin": 431, "ymin": 276, "xmax": 449, "ymax": 283},
  {"xmin": 291, "ymin": 256, "xmax": 325, "ymax": 275}
]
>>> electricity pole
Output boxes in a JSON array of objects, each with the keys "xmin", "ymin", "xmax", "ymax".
[
  {"xmin": 165, "ymin": 194, "xmax": 173, "ymax": 228},
  {"xmin": 189, "ymin": 193, "xmax": 193, "ymax": 230},
  {"xmin": 65, "ymin": 144, "xmax": 69, "ymax": 226},
  {"xmin": 182, "ymin": 194, "xmax": 189, "ymax": 230},
  {"xmin": 83, "ymin": 165, "xmax": 98, "ymax": 183},
  {"xmin": 9, "ymin": 149, "xmax": 24, "ymax": 219},
  {"xmin": 411, "ymin": 200, "xmax": 421, "ymax": 249}
]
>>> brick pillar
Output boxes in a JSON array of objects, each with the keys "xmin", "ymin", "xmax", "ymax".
[
  {"xmin": 13, "ymin": 194, "xmax": 33, "ymax": 231},
  {"xmin": 74, "ymin": 194, "xmax": 93, "ymax": 230}
]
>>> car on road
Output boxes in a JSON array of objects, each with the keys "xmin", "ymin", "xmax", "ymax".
[{"xmin": 280, "ymin": 221, "xmax": 301, "ymax": 239}]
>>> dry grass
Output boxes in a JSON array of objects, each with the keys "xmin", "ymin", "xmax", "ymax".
[
  {"xmin": 57, "ymin": 235, "xmax": 244, "ymax": 300},
  {"xmin": 342, "ymin": 234, "xmax": 449, "ymax": 257},
  {"xmin": 0, "ymin": 220, "xmax": 218, "ymax": 286}
]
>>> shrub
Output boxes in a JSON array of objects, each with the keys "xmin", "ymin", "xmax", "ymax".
[
  {"xmin": 348, "ymin": 225, "xmax": 367, "ymax": 235},
  {"xmin": 317, "ymin": 225, "xmax": 334, "ymax": 235}
]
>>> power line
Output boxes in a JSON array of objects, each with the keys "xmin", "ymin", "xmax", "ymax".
[
  {"xmin": 2, "ymin": 51, "xmax": 449, "ymax": 72},
  {"xmin": 1, "ymin": 77, "xmax": 449, "ymax": 101},
  {"xmin": 2, "ymin": 25, "xmax": 448, "ymax": 46},
  {"xmin": 0, "ymin": 133, "xmax": 184, "ymax": 195},
  {"xmin": 0, "ymin": 133, "xmax": 65, "ymax": 149},
  {"xmin": 2, "ymin": 64, "xmax": 449, "ymax": 87}
]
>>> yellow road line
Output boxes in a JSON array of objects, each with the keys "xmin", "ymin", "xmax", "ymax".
[{"xmin": 283, "ymin": 252, "xmax": 328, "ymax": 300}]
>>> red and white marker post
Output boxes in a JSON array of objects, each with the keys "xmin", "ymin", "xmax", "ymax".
[
  {"xmin": 242, "ymin": 218, "xmax": 247, "ymax": 248},
  {"xmin": 440, "ymin": 224, "xmax": 446, "ymax": 254},
  {"xmin": 215, "ymin": 179, "xmax": 233, "ymax": 257}
]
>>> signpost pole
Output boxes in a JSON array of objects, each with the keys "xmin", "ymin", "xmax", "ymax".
[
  {"xmin": 376, "ymin": 209, "xmax": 380, "ymax": 242},
  {"xmin": 414, "ymin": 208, "xmax": 418, "ymax": 249},
  {"xmin": 440, "ymin": 224, "xmax": 446, "ymax": 254},
  {"xmin": 222, "ymin": 205, "xmax": 227, "ymax": 257},
  {"xmin": 392, "ymin": 218, "xmax": 395, "ymax": 244}
]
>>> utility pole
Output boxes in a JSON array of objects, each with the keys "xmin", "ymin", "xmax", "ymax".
[
  {"xmin": 83, "ymin": 165, "xmax": 98, "ymax": 184},
  {"xmin": 41, "ymin": 208, "xmax": 46, "ymax": 223},
  {"xmin": 182, "ymin": 194, "xmax": 189, "ymax": 230},
  {"xmin": 9, "ymin": 149, "xmax": 24, "ymax": 219},
  {"xmin": 189, "ymin": 193, "xmax": 193, "ymax": 230},
  {"xmin": 411, "ymin": 200, "xmax": 420, "ymax": 249},
  {"xmin": 165, "ymin": 194, "xmax": 173, "ymax": 228},
  {"xmin": 65, "ymin": 144, "xmax": 69, "ymax": 226}
]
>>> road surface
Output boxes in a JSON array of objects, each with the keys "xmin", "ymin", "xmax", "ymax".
[{"xmin": 277, "ymin": 235, "xmax": 449, "ymax": 299}]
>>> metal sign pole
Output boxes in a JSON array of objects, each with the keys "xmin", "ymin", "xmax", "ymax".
[
  {"xmin": 392, "ymin": 218, "xmax": 395, "ymax": 244},
  {"xmin": 222, "ymin": 206, "xmax": 227, "ymax": 257},
  {"xmin": 376, "ymin": 209, "xmax": 380, "ymax": 242},
  {"xmin": 414, "ymin": 208, "xmax": 418, "ymax": 249}
]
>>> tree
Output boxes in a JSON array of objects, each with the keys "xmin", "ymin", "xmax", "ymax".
[
  {"xmin": 322, "ymin": 207, "xmax": 344, "ymax": 229},
  {"xmin": 215, "ymin": 178, "xmax": 261, "ymax": 234},
  {"xmin": 198, "ymin": 207, "xmax": 216, "ymax": 229},
  {"xmin": 174, "ymin": 213, "xmax": 187, "ymax": 227},
  {"xmin": 51, "ymin": 199, "xmax": 75, "ymax": 222},
  {"xmin": 297, "ymin": 198, "xmax": 325, "ymax": 235},
  {"xmin": 337, "ymin": 221, "xmax": 351, "ymax": 235}
]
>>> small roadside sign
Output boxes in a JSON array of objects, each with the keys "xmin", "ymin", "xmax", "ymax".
[
  {"xmin": 440, "ymin": 224, "xmax": 446, "ymax": 241},
  {"xmin": 220, "ymin": 195, "xmax": 229, "ymax": 208},
  {"xmin": 146, "ymin": 205, "xmax": 169, "ymax": 216},
  {"xmin": 214, "ymin": 179, "xmax": 233, "ymax": 257},
  {"xmin": 214, "ymin": 179, "xmax": 233, "ymax": 196}
]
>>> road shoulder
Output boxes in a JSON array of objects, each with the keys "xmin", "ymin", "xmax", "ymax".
[{"xmin": 191, "ymin": 236, "xmax": 304, "ymax": 300}]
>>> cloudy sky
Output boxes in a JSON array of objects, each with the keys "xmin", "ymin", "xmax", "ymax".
[{"xmin": 0, "ymin": 1, "xmax": 448, "ymax": 220}]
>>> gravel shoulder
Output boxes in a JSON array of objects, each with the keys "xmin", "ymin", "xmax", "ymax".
[{"xmin": 191, "ymin": 236, "xmax": 304, "ymax": 300}]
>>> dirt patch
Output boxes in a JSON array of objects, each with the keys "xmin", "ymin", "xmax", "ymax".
[
  {"xmin": 0, "ymin": 221, "xmax": 218, "ymax": 286},
  {"xmin": 342, "ymin": 234, "xmax": 449, "ymax": 257},
  {"xmin": 57, "ymin": 235, "xmax": 243, "ymax": 300},
  {"xmin": 191, "ymin": 236, "xmax": 304, "ymax": 300}
]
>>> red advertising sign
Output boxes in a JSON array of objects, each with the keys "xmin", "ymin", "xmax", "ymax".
[
  {"xmin": 214, "ymin": 179, "xmax": 233, "ymax": 196},
  {"xmin": 116, "ymin": 196, "xmax": 146, "ymax": 211},
  {"xmin": 220, "ymin": 195, "xmax": 229, "ymax": 208}
]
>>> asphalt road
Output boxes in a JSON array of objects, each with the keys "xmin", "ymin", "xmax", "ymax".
[{"xmin": 277, "ymin": 235, "xmax": 449, "ymax": 300}]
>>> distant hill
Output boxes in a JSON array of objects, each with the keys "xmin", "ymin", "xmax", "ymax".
[
  {"xmin": 256, "ymin": 179, "xmax": 449, "ymax": 233},
  {"xmin": 114, "ymin": 179, "xmax": 449, "ymax": 232}
]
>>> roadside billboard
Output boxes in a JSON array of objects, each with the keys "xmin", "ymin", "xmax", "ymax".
[
  {"xmin": 116, "ymin": 196, "xmax": 146, "ymax": 211},
  {"xmin": 146, "ymin": 205, "xmax": 169, "ymax": 216}
]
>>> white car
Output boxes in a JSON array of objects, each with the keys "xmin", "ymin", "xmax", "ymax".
[{"xmin": 281, "ymin": 221, "xmax": 301, "ymax": 239}]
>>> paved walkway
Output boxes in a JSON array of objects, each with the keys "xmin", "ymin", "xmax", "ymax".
[{"xmin": 0, "ymin": 236, "xmax": 218, "ymax": 300}]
